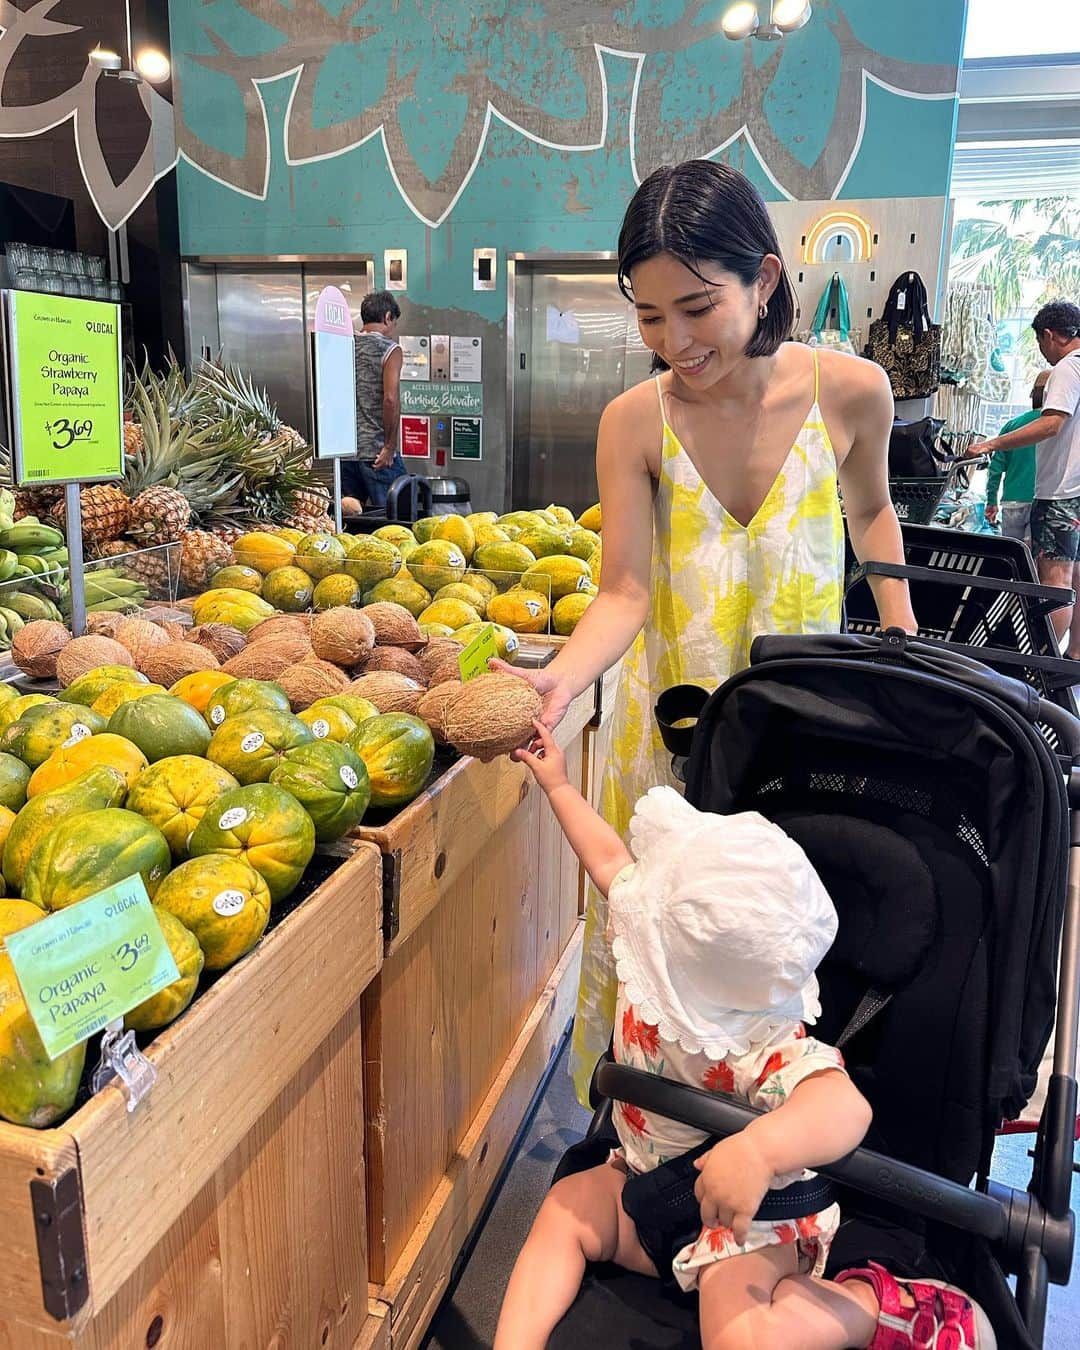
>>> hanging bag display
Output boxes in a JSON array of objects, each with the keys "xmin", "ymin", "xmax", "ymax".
[
  {"xmin": 802, "ymin": 273, "xmax": 859, "ymax": 356},
  {"xmin": 865, "ymin": 271, "xmax": 942, "ymax": 400}
]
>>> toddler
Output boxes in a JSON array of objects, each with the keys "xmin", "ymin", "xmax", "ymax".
[{"xmin": 494, "ymin": 721, "xmax": 995, "ymax": 1350}]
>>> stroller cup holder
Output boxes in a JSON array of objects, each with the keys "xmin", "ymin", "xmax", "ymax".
[{"xmin": 654, "ymin": 684, "xmax": 710, "ymax": 783}]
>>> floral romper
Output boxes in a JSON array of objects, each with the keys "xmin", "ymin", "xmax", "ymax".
[{"xmin": 612, "ymin": 986, "xmax": 845, "ymax": 1293}]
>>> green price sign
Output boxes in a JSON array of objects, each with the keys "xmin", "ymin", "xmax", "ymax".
[
  {"xmin": 4, "ymin": 290, "xmax": 123, "ymax": 486},
  {"xmin": 5, "ymin": 875, "xmax": 180, "ymax": 1061},
  {"xmin": 458, "ymin": 622, "xmax": 498, "ymax": 683}
]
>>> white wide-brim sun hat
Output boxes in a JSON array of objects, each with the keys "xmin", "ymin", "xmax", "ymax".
[{"xmin": 608, "ymin": 786, "xmax": 839, "ymax": 1061}]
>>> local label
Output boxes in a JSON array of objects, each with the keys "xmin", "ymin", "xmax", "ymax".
[
  {"xmin": 210, "ymin": 704, "xmax": 226, "ymax": 725},
  {"xmin": 218, "ymin": 806, "xmax": 249, "ymax": 830},
  {"xmin": 62, "ymin": 722, "xmax": 92, "ymax": 747},
  {"xmin": 212, "ymin": 889, "xmax": 246, "ymax": 918},
  {"xmin": 448, "ymin": 551, "xmax": 465, "ymax": 567},
  {"xmin": 339, "ymin": 765, "xmax": 359, "ymax": 789},
  {"xmin": 576, "ymin": 575, "xmax": 593, "ymax": 592},
  {"xmin": 524, "ymin": 600, "xmax": 542, "ymax": 618},
  {"xmin": 311, "ymin": 718, "xmax": 330, "ymax": 739},
  {"xmin": 313, "ymin": 538, "xmax": 330, "ymax": 552},
  {"xmin": 240, "ymin": 732, "xmax": 265, "ymax": 754}
]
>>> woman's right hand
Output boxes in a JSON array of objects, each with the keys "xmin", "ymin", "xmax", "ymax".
[{"xmin": 489, "ymin": 659, "xmax": 577, "ymax": 730}]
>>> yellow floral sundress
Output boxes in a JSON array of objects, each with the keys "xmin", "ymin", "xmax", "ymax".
[{"xmin": 569, "ymin": 353, "xmax": 846, "ymax": 1104}]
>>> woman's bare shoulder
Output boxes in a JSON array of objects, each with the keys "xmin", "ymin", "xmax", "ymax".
[
  {"xmin": 815, "ymin": 347, "xmax": 892, "ymax": 411},
  {"xmin": 599, "ymin": 379, "xmax": 662, "ymax": 466}
]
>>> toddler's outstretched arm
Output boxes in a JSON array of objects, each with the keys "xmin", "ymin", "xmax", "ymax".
[{"xmin": 514, "ymin": 720, "xmax": 632, "ymax": 898}]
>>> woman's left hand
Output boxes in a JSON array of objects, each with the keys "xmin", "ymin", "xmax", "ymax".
[{"xmin": 692, "ymin": 1133, "xmax": 774, "ymax": 1243}]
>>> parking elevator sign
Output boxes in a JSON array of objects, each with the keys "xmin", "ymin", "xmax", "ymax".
[{"xmin": 4, "ymin": 290, "xmax": 123, "ymax": 485}]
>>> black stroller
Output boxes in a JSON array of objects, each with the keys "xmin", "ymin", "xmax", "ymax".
[{"xmin": 549, "ymin": 629, "xmax": 1079, "ymax": 1349}]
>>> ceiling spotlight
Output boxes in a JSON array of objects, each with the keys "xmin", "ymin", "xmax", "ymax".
[
  {"xmin": 134, "ymin": 47, "xmax": 171, "ymax": 83},
  {"xmin": 772, "ymin": 0, "xmax": 812, "ymax": 32},
  {"xmin": 721, "ymin": 0, "xmax": 812, "ymax": 41},
  {"xmin": 721, "ymin": 3, "xmax": 759, "ymax": 40},
  {"xmin": 89, "ymin": 45, "xmax": 122, "ymax": 72}
]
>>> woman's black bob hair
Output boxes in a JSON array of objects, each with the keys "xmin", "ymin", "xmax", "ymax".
[{"xmin": 617, "ymin": 160, "xmax": 797, "ymax": 368}]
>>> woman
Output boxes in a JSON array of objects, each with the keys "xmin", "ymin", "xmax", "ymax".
[{"xmin": 502, "ymin": 161, "xmax": 916, "ymax": 1104}]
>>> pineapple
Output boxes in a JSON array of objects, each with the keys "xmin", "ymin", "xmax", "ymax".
[
  {"xmin": 123, "ymin": 420, "xmax": 144, "ymax": 457},
  {"xmin": 13, "ymin": 485, "xmax": 64, "ymax": 522},
  {"xmin": 178, "ymin": 529, "xmax": 231, "ymax": 593},
  {"xmin": 55, "ymin": 484, "xmax": 131, "ymax": 543},
  {"xmin": 93, "ymin": 540, "xmax": 178, "ymax": 601},
  {"xmin": 127, "ymin": 486, "xmax": 192, "ymax": 545}
]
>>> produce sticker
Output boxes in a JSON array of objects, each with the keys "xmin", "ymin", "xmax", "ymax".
[
  {"xmin": 458, "ymin": 622, "xmax": 498, "ymax": 683},
  {"xmin": 4, "ymin": 290, "xmax": 123, "ymax": 485},
  {"xmin": 5, "ymin": 874, "xmax": 180, "ymax": 1060}
]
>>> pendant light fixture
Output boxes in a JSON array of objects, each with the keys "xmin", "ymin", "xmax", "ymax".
[
  {"xmin": 88, "ymin": 0, "xmax": 170, "ymax": 84},
  {"xmin": 721, "ymin": 0, "xmax": 812, "ymax": 42}
]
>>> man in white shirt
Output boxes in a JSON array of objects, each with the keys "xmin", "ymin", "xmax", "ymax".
[{"xmin": 969, "ymin": 301, "xmax": 1080, "ymax": 655}]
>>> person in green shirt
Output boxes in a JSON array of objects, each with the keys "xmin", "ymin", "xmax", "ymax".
[{"xmin": 985, "ymin": 370, "xmax": 1050, "ymax": 544}]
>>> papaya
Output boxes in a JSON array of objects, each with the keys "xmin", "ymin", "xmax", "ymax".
[
  {"xmin": 28, "ymin": 732, "xmax": 148, "ymax": 798},
  {"xmin": 0, "ymin": 753, "xmax": 31, "ymax": 812},
  {"xmin": 487, "ymin": 589, "xmax": 551, "ymax": 635},
  {"xmin": 345, "ymin": 713, "xmax": 434, "ymax": 809},
  {"xmin": 126, "ymin": 755, "xmax": 240, "ymax": 858},
  {"xmin": 433, "ymin": 582, "xmax": 488, "ymax": 618},
  {"xmin": 0, "ymin": 703, "xmax": 106, "ymax": 768},
  {"xmin": 309, "ymin": 694, "xmax": 379, "ymax": 726},
  {"xmin": 405, "ymin": 540, "xmax": 467, "ymax": 594},
  {"xmin": 91, "ymin": 681, "xmax": 168, "ymax": 719},
  {"xmin": 545, "ymin": 504, "xmax": 576, "ymax": 527},
  {"xmin": 577, "ymin": 502, "xmax": 602, "ymax": 531},
  {"xmin": 431, "ymin": 514, "xmax": 476, "ymax": 562},
  {"xmin": 566, "ymin": 527, "xmax": 600, "ymax": 561},
  {"xmin": 293, "ymin": 534, "xmax": 347, "ymax": 581},
  {"xmin": 0, "ymin": 898, "xmax": 46, "ymax": 938},
  {"xmin": 521, "ymin": 554, "xmax": 592, "ymax": 600},
  {"xmin": 204, "ymin": 678, "xmax": 290, "ymax": 730},
  {"xmin": 297, "ymin": 703, "xmax": 357, "ymax": 743},
  {"xmin": 373, "ymin": 524, "xmax": 418, "ymax": 550},
  {"xmin": 473, "ymin": 523, "xmax": 510, "ymax": 548},
  {"xmin": 452, "ymin": 622, "xmax": 520, "ymax": 661},
  {"xmin": 188, "ymin": 783, "xmax": 316, "ymax": 901},
  {"xmin": 412, "ymin": 516, "xmax": 439, "ymax": 543},
  {"xmin": 207, "ymin": 564, "xmax": 263, "ymax": 594},
  {"xmin": 312, "ymin": 575, "xmax": 362, "ymax": 611},
  {"xmin": 58, "ymin": 667, "xmax": 148, "ymax": 708},
  {"xmin": 0, "ymin": 684, "xmax": 19, "ymax": 713},
  {"xmin": 0, "ymin": 807, "xmax": 14, "ymax": 859},
  {"xmin": 342, "ymin": 537, "xmax": 400, "ymax": 589},
  {"xmin": 0, "ymin": 693, "xmax": 57, "ymax": 732},
  {"xmin": 419, "ymin": 598, "xmax": 481, "ymax": 631},
  {"xmin": 465, "ymin": 511, "xmax": 498, "ymax": 530},
  {"xmin": 0, "ymin": 926, "xmax": 86, "ymax": 1126},
  {"xmin": 169, "ymin": 669, "xmax": 235, "ymax": 715},
  {"xmin": 363, "ymin": 576, "xmax": 431, "ymax": 619},
  {"xmin": 22, "ymin": 808, "xmax": 172, "ymax": 910},
  {"xmin": 3, "ymin": 766, "xmax": 128, "ymax": 894},
  {"xmin": 108, "ymin": 695, "xmax": 212, "ymax": 762},
  {"xmin": 553, "ymin": 591, "xmax": 595, "ymax": 635},
  {"xmin": 206, "ymin": 709, "xmax": 314, "ymax": 784},
  {"xmin": 269, "ymin": 740, "xmax": 371, "ymax": 841},
  {"xmin": 472, "ymin": 542, "xmax": 537, "ymax": 590},
  {"xmin": 515, "ymin": 524, "xmax": 574, "ymax": 560},
  {"xmin": 152, "ymin": 856, "xmax": 270, "ymax": 971},
  {"xmin": 123, "ymin": 908, "xmax": 203, "ymax": 1033},
  {"xmin": 261, "ymin": 565, "xmax": 314, "ymax": 612},
  {"xmin": 230, "ymin": 531, "xmax": 296, "ymax": 575}
]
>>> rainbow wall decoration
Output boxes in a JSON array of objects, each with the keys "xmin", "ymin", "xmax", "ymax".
[{"xmin": 802, "ymin": 210, "xmax": 875, "ymax": 264}]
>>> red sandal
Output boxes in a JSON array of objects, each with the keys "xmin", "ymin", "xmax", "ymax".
[{"xmin": 835, "ymin": 1260, "xmax": 997, "ymax": 1348}]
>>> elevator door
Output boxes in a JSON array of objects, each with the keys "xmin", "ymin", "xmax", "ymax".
[{"xmin": 512, "ymin": 264, "xmax": 653, "ymax": 515}]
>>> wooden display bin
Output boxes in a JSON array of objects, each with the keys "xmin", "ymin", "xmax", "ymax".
[
  {"xmin": 359, "ymin": 686, "xmax": 596, "ymax": 1348},
  {"xmin": 0, "ymin": 841, "xmax": 383, "ymax": 1349}
]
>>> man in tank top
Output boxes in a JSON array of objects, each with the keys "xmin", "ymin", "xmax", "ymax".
[{"xmin": 347, "ymin": 291, "xmax": 405, "ymax": 508}]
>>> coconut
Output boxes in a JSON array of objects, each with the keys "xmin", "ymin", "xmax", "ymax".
[
  {"xmin": 113, "ymin": 618, "xmax": 171, "ymax": 668},
  {"xmin": 348, "ymin": 671, "xmax": 425, "ymax": 715},
  {"xmin": 358, "ymin": 645, "xmax": 427, "ymax": 684},
  {"xmin": 139, "ymin": 641, "xmax": 220, "ymax": 686},
  {"xmin": 220, "ymin": 632, "xmax": 313, "ymax": 682},
  {"xmin": 279, "ymin": 659, "xmax": 350, "ymax": 711},
  {"xmin": 419, "ymin": 638, "xmax": 463, "ymax": 682},
  {"xmin": 160, "ymin": 620, "xmax": 187, "ymax": 642},
  {"xmin": 441, "ymin": 673, "xmax": 542, "ymax": 762},
  {"xmin": 358, "ymin": 602, "xmax": 425, "ymax": 651},
  {"xmin": 311, "ymin": 608, "xmax": 376, "ymax": 668},
  {"xmin": 246, "ymin": 613, "xmax": 313, "ymax": 645},
  {"xmin": 417, "ymin": 680, "xmax": 462, "ymax": 745},
  {"xmin": 55, "ymin": 635, "xmax": 136, "ymax": 687},
  {"xmin": 10, "ymin": 619, "xmax": 72, "ymax": 679},
  {"xmin": 186, "ymin": 623, "xmax": 246, "ymax": 664},
  {"xmin": 84, "ymin": 612, "xmax": 123, "ymax": 639}
]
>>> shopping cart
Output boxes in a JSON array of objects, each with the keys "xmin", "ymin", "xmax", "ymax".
[
  {"xmin": 845, "ymin": 524, "xmax": 1078, "ymax": 733},
  {"xmin": 889, "ymin": 444, "xmax": 985, "ymax": 526}
]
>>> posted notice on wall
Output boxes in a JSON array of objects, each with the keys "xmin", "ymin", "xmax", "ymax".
[
  {"xmin": 4, "ymin": 290, "xmax": 122, "ymax": 485},
  {"xmin": 401, "ymin": 383, "xmax": 483, "ymax": 417},
  {"xmin": 450, "ymin": 335, "xmax": 482, "ymax": 383},
  {"xmin": 451, "ymin": 416, "xmax": 482, "ymax": 461},
  {"xmin": 310, "ymin": 285, "xmax": 357, "ymax": 459},
  {"xmin": 400, "ymin": 335, "xmax": 430, "ymax": 381},
  {"xmin": 400, "ymin": 415, "xmax": 430, "ymax": 458}
]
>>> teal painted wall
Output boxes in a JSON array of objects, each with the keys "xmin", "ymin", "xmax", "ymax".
[{"xmin": 169, "ymin": 0, "xmax": 966, "ymax": 504}]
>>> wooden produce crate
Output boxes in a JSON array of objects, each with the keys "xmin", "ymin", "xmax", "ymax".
[
  {"xmin": 359, "ymin": 686, "xmax": 596, "ymax": 1339},
  {"xmin": 0, "ymin": 841, "xmax": 383, "ymax": 1349}
]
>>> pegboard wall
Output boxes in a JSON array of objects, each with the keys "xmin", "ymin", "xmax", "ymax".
[{"xmin": 771, "ymin": 196, "xmax": 950, "ymax": 346}]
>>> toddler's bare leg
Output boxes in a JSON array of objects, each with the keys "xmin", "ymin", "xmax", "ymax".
[
  {"xmin": 494, "ymin": 1158, "xmax": 656, "ymax": 1350},
  {"xmin": 697, "ymin": 1246, "xmax": 879, "ymax": 1350}
]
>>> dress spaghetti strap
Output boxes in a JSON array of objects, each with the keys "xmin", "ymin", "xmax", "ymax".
[{"xmin": 812, "ymin": 347, "xmax": 820, "ymax": 406}]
